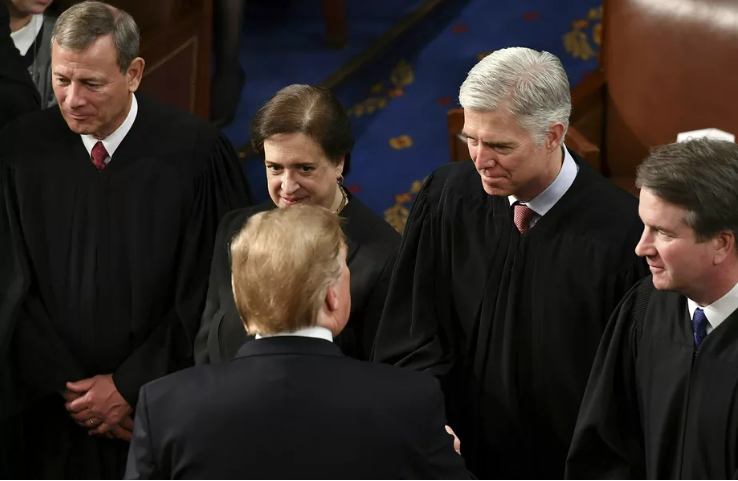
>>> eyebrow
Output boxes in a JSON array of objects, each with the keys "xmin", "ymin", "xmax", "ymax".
[
  {"xmin": 53, "ymin": 72, "xmax": 105, "ymax": 83},
  {"xmin": 459, "ymin": 132, "xmax": 514, "ymax": 149}
]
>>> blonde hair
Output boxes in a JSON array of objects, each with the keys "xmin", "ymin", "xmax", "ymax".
[{"xmin": 230, "ymin": 205, "xmax": 346, "ymax": 335}]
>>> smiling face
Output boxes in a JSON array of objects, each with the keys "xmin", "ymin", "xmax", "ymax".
[
  {"xmin": 52, "ymin": 35, "xmax": 144, "ymax": 140},
  {"xmin": 635, "ymin": 188, "xmax": 722, "ymax": 298},
  {"xmin": 264, "ymin": 132, "xmax": 343, "ymax": 210},
  {"xmin": 462, "ymin": 107, "xmax": 563, "ymax": 201}
]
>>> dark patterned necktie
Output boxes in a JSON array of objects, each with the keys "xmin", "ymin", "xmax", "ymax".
[
  {"xmin": 91, "ymin": 141, "xmax": 108, "ymax": 171},
  {"xmin": 513, "ymin": 203, "xmax": 535, "ymax": 234},
  {"xmin": 693, "ymin": 308, "xmax": 709, "ymax": 350}
]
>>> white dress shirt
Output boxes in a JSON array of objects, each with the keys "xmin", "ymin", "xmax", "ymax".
[
  {"xmin": 255, "ymin": 326, "xmax": 333, "ymax": 342},
  {"xmin": 80, "ymin": 93, "xmax": 138, "ymax": 165},
  {"xmin": 508, "ymin": 144, "xmax": 579, "ymax": 228},
  {"xmin": 10, "ymin": 14, "xmax": 43, "ymax": 56},
  {"xmin": 687, "ymin": 280, "xmax": 738, "ymax": 335}
]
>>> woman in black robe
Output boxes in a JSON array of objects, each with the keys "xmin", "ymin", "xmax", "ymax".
[{"xmin": 195, "ymin": 84, "xmax": 400, "ymax": 363}]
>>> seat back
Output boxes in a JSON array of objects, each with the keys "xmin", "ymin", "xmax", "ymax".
[{"xmin": 602, "ymin": 0, "xmax": 738, "ymax": 176}]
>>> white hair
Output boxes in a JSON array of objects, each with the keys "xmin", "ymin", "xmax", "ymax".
[{"xmin": 459, "ymin": 47, "xmax": 571, "ymax": 145}]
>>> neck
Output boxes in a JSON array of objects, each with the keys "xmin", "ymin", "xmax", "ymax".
[
  {"xmin": 689, "ymin": 264, "xmax": 738, "ymax": 306},
  {"xmin": 9, "ymin": 12, "xmax": 33, "ymax": 33},
  {"xmin": 329, "ymin": 184, "xmax": 345, "ymax": 213}
]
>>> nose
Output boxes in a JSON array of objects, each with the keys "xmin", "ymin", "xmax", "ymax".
[
  {"xmin": 634, "ymin": 227, "xmax": 656, "ymax": 258},
  {"xmin": 471, "ymin": 143, "xmax": 496, "ymax": 171},
  {"xmin": 281, "ymin": 171, "xmax": 300, "ymax": 195},
  {"xmin": 65, "ymin": 82, "xmax": 87, "ymax": 109}
]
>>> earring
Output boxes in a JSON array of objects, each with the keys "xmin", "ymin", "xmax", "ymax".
[{"xmin": 337, "ymin": 173, "xmax": 344, "ymax": 185}]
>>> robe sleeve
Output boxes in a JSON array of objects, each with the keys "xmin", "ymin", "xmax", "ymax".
[
  {"xmin": 565, "ymin": 280, "xmax": 650, "ymax": 479},
  {"xmin": 193, "ymin": 209, "xmax": 241, "ymax": 365},
  {"xmin": 1, "ymin": 156, "xmax": 86, "ymax": 406},
  {"xmin": 112, "ymin": 134, "xmax": 252, "ymax": 405},
  {"xmin": 371, "ymin": 173, "xmax": 455, "ymax": 377}
]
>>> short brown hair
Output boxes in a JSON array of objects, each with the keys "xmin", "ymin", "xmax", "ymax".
[
  {"xmin": 250, "ymin": 84, "xmax": 354, "ymax": 176},
  {"xmin": 636, "ymin": 138, "xmax": 738, "ymax": 242},
  {"xmin": 52, "ymin": 1, "xmax": 140, "ymax": 73},
  {"xmin": 230, "ymin": 205, "xmax": 346, "ymax": 335}
]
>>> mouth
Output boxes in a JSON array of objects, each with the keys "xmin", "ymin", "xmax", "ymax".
[
  {"xmin": 281, "ymin": 197, "xmax": 307, "ymax": 206},
  {"xmin": 648, "ymin": 264, "xmax": 665, "ymax": 273},
  {"xmin": 67, "ymin": 113, "xmax": 91, "ymax": 121}
]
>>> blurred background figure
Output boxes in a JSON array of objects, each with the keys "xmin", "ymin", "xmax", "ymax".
[
  {"xmin": 195, "ymin": 84, "xmax": 399, "ymax": 365},
  {"xmin": 0, "ymin": 0, "xmax": 39, "ymax": 127},
  {"xmin": 127, "ymin": 204, "xmax": 471, "ymax": 480},
  {"xmin": 4, "ymin": 0, "xmax": 58, "ymax": 108},
  {"xmin": 210, "ymin": 0, "xmax": 245, "ymax": 127}
]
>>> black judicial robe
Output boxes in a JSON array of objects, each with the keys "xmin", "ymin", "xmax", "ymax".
[
  {"xmin": 0, "ymin": 94, "xmax": 252, "ymax": 478},
  {"xmin": 567, "ymin": 277, "xmax": 738, "ymax": 479},
  {"xmin": 372, "ymin": 153, "xmax": 649, "ymax": 479},
  {"xmin": 194, "ymin": 194, "xmax": 400, "ymax": 364}
]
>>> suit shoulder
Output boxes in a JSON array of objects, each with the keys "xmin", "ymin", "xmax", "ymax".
[{"xmin": 345, "ymin": 360, "xmax": 442, "ymax": 399}]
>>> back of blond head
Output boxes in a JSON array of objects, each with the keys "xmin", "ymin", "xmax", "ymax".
[{"xmin": 230, "ymin": 205, "xmax": 346, "ymax": 335}]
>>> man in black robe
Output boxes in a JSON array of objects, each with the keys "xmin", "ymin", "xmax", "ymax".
[
  {"xmin": 372, "ymin": 47, "xmax": 648, "ymax": 479},
  {"xmin": 0, "ymin": 2, "xmax": 251, "ymax": 478},
  {"xmin": 566, "ymin": 138, "xmax": 738, "ymax": 480}
]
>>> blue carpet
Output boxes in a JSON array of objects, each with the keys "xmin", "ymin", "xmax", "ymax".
[{"xmin": 225, "ymin": 0, "xmax": 603, "ymax": 231}]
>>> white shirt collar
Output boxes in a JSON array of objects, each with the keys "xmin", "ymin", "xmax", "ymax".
[
  {"xmin": 80, "ymin": 93, "xmax": 138, "ymax": 164},
  {"xmin": 10, "ymin": 14, "xmax": 43, "ymax": 56},
  {"xmin": 507, "ymin": 144, "xmax": 579, "ymax": 215},
  {"xmin": 687, "ymin": 280, "xmax": 738, "ymax": 335},
  {"xmin": 255, "ymin": 326, "xmax": 334, "ymax": 343}
]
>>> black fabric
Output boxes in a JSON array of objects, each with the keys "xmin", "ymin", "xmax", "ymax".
[
  {"xmin": 372, "ymin": 153, "xmax": 649, "ymax": 479},
  {"xmin": 0, "ymin": 94, "xmax": 252, "ymax": 478},
  {"xmin": 125, "ymin": 335, "xmax": 472, "ymax": 479},
  {"xmin": 0, "ymin": 1, "xmax": 40, "ymax": 130},
  {"xmin": 567, "ymin": 276, "xmax": 738, "ymax": 479},
  {"xmin": 194, "ymin": 194, "xmax": 400, "ymax": 364}
]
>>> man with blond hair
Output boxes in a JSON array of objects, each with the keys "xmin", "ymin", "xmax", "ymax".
[
  {"xmin": 125, "ymin": 205, "xmax": 470, "ymax": 480},
  {"xmin": 0, "ymin": 1, "xmax": 251, "ymax": 477}
]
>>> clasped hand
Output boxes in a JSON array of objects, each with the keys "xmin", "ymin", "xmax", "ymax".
[{"xmin": 62, "ymin": 374, "xmax": 133, "ymax": 441}]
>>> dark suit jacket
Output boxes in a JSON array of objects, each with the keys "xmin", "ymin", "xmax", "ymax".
[
  {"xmin": 194, "ymin": 195, "xmax": 400, "ymax": 363},
  {"xmin": 125, "ymin": 336, "xmax": 471, "ymax": 479}
]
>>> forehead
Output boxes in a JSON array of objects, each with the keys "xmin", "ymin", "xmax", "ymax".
[
  {"xmin": 263, "ymin": 132, "xmax": 326, "ymax": 162},
  {"xmin": 51, "ymin": 35, "xmax": 120, "ymax": 77},
  {"xmin": 462, "ymin": 107, "xmax": 530, "ymax": 141},
  {"xmin": 638, "ymin": 189, "xmax": 689, "ymax": 226}
]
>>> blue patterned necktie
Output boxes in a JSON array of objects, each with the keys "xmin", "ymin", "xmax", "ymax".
[{"xmin": 693, "ymin": 308, "xmax": 709, "ymax": 350}]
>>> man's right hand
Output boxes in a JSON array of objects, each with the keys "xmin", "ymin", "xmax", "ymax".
[{"xmin": 445, "ymin": 425, "xmax": 461, "ymax": 455}]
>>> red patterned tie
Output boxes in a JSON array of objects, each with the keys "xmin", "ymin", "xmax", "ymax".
[
  {"xmin": 91, "ymin": 141, "xmax": 108, "ymax": 171},
  {"xmin": 513, "ymin": 203, "xmax": 535, "ymax": 234}
]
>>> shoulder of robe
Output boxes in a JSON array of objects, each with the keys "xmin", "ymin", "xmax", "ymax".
[
  {"xmin": 136, "ymin": 94, "xmax": 222, "ymax": 150},
  {"xmin": 344, "ymin": 195, "xmax": 400, "ymax": 249}
]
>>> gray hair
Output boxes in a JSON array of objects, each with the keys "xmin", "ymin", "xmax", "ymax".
[
  {"xmin": 51, "ymin": 1, "xmax": 140, "ymax": 73},
  {"xmin": 459, "ymin": 47, "xmax": 571, "ymax": 145},
  {"xmin": 636, "ymin": 138, "xmax": 738, "ymax": 243}
]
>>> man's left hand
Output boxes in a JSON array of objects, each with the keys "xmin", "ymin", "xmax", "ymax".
[{"xmin": 65, "ymin": 374, "xmax": 131, "ymax": 428}]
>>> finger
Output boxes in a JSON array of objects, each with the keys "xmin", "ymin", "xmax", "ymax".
[
  {"xmin": 67, "ymin": 395, "xmax": 91, "ymax": 414},
  {"xmin": 66, "ymin": 378, "xmax": 94, "ymax": 393},
  {"xmin": 109, "ymin": 423, "xmax": 133, "ymax": 442},
  {"xmin": 69, "ymin": 408, "xmax": 94, "ymax": 423},
  {"xmin": 90, "ymin": 422, "xmax": 111, "ymax": 436},
  {"xmin": 60, "ymin": 389, "xmax": 83, "ymax": 403},
  {"xmin": 119, "ymin": 416, "xmax": 134, "ymax": 431}
]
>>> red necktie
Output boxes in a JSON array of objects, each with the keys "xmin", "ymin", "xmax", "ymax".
[
  {"xmin": 91, "ymin": 141, "xmax": 108, "ymax": 171},
  {"xmin": 513, "ymin": 203, "xmax": 535, "ymax": 234}
]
